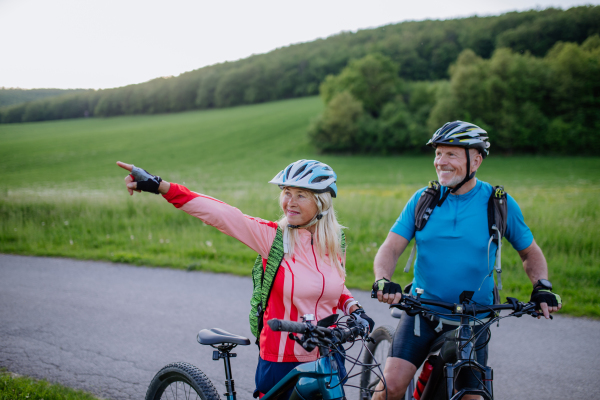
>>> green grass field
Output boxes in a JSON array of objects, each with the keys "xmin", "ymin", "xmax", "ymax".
[
  {"xmin": 0, "ymin": 369, "xmax": 102, "ymax": 400},
  {"xmin": 1, "ymin": 96, "xmax": 599, "ymax": 317}
]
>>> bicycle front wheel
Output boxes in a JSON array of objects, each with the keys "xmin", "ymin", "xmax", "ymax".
[
  {"xmin": 145, "ymin": 362, "xmax": 221, "ymax": 400},
  {"xmin": 359, "ymin": 325, "xmax": 394, "ymax": 399}
]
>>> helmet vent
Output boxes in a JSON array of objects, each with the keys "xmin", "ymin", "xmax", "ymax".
[
  {"xmin": 293, "ymin": 164, "xmax": 308, "ymax": 178},
  {"xmin": 299, "ymin": 169, "xmax": 314, "ymax": 181},
  {"xmin": 312, "ymin": 176, "xmax": 328, "ymax": 183}
]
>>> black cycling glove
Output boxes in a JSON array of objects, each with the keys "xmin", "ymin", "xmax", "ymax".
[
  {"xmin": 130, "ymin": 165, "xmax": 162, "ymax": 194},
  {"xmin": 530, "ymin": 286, "xmax": 562, "ymax": 309},
  {"xmin": 350, "ymin": 308, "xmax": 375, "ymax": 332},
  {"xmin": 372, "ymin": 278, "xmax": 402, "ymax": 296}
]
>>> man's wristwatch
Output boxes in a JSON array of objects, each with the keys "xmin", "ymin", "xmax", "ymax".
[{"xmin": 534, "ymin": 279, "xmax": 552, "ymax": 290}]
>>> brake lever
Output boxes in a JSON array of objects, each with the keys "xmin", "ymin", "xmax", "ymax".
[
  {"xmin": 507, "ymin": 297, "xmax": 554, "ymax": 319},
  {"xmin": 289, "ymin": 333, "xmax": 300, "ymax": 342},
  {"xmin": 530, "ymin": 311, "xmax": 553, "ymax": 320},
  {"xmin": 396, "ymin": 295, "xmax": 425, "ymax": 316}
]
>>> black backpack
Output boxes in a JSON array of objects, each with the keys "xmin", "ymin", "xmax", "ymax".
[{"xmin": 407, "ymin": 181, "xmax": 507, "ymax": 302}]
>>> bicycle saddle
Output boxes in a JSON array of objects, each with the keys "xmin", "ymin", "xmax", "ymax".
[{"xmin": 197, "ymin": 328, "xmax": 251, "ymax": 346}]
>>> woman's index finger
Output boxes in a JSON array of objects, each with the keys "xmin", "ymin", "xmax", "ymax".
[{"xmin": 116, "ymin": 161, "xmax": 133, "ymax": 172}]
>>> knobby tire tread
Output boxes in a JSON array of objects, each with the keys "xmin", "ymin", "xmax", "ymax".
[
  {"xmin": 145, "ymin": 361, "xmax": 221, "ymax": 400},
  {"xmin": 359, "ymin": 325, "xmax": 395, "ymax": 399}
]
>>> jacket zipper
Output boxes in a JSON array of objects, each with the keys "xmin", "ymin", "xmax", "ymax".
[{"xmin": 311, "ymin": 233, "xmax": 326, "ymax": 319}]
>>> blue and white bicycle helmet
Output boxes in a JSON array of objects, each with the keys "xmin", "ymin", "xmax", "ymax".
[
  {"xmin": 269, "ymin": 159, "xmax": 338, "ymax": 198},
  {"xmin": 427, "ymin": 120, "xmax": 490, "ymax": 158}
]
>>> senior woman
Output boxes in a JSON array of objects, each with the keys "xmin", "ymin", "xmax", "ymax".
[{"xmin": 116, "ymin": 159, "xmax": 374, "ymax": 399}]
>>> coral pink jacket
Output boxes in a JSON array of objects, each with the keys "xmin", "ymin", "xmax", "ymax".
[{"xmin": 163, "ymin": 183, "xmax": 356, "ymax": 362}]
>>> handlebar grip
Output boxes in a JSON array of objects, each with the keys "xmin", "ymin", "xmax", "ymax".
[
  {"xmin": 336, "ymin": 326, "xmax": 359, "ymax": 342},
  {"xmin": 267, "ymin": 319, "xmax": 307, "ymax": 334},
  {"xmin": 371, "ymin": 289, "xmax": 377, "ymax": 298}
]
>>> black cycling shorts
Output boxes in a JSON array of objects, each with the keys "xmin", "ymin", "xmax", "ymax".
[{"xmin": 390, "ymin": 313, "xmax": 489, "ymax": 389}]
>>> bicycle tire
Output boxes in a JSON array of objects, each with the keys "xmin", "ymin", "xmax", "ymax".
[
  {"xmin": 145, "ymin": 361, "xmax": 221, "ymax": 400},
  {"xmin": 359, "ymin": 325, "xmax": 394, "ymax": 400}
]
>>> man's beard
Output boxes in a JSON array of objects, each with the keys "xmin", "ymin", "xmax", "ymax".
[{"xmin": 436, "ymin": 169, "xmax": 464, "ymax": 188}]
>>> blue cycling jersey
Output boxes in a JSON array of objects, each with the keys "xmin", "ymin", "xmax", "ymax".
[{"xmin": 391, "ymin": 180, "xmax": 533, "ymax": 309}]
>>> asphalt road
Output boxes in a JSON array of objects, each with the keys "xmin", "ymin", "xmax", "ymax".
[{"xmin": 1, "ymin": 254, "xmax": 599, "ymax": 400}]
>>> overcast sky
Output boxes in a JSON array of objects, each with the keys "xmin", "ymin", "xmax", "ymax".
[{"xmin": 1, "ymin": 0, "xmax": 598, "ymax": 90}]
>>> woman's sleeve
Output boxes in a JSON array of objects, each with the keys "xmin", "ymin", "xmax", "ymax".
[
  {"xmin": 338, "ymin": 285, "xmax": 356, "ymax": 315},
  {"xmin": 335, "ymin": 249, "xmax": 356, "ymax": 314},
  {"xmin": 162, "ymin": 183, "xmax": 277, "ymax": 258}
]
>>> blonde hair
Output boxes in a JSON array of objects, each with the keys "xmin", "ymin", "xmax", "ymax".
[{"xmin": 278, "ymin": 189, "xmax": 346, "ymax": 276}]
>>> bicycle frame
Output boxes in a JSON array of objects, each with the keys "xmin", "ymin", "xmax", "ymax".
[
  {"xmin": 433, "ymin": 315, "xmax": 493, "ymax": 400},
  {"xmin": 209, "ymin": 324, "xmax": 353, "ymax": 400},
  {"xmin": 262, "ymin": 354, "xmax": 345, "ymax": 400},
  {"xmin": 370, "ymin": 291, "xmax": 544, "ymax": 400}
]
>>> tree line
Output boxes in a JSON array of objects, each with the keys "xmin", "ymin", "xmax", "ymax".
[
  {"xmin": 309, "ymin": 36, "xmax": 600, "ymax": 155},
  {"xmin": 0, "ymin": 88, "xmax": 86, "ymax": 108},
  {"xmin": 1, "ymin": 5, "xmax": 598, "ymax": 125}
]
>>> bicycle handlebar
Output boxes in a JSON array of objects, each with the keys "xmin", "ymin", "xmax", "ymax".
[
  {"xmin": 389, "ymin": 293, "xmax": 542, "ymax": 318},
  {"xmin": 267, "ymin": 319, "xmax": 308, "ymax": 334},
  {"xmin": 267, "ymin": 318, "xmax": 368, "ymax": 351}
]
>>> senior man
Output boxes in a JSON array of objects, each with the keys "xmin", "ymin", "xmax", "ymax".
[{"xmin": 371, "ymin": 121, "xmax": 562, "ymax": 400}]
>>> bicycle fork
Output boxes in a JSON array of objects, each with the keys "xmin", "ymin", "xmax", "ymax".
[
  {"xmin": 444, "ymin": 360, "xmax": 492, "ymax": 400},
  {"xmin": 444, "ymin": 321, "xmax": 493, "ymax": 400}
]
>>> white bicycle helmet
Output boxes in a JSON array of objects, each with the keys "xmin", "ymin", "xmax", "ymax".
[{"xmin": 269, "ymin": 159, "xmax": 338, "ymax": 198}]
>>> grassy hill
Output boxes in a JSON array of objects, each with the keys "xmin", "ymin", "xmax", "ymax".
[{"xmin": 1, "ymin": 97, "xmax": 598, "ymax": 316}]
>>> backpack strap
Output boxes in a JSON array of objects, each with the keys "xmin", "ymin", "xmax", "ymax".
[
  {"xmin": 249, "ymin": 227, "xmax": 284, "ymax": 344},
  {"xmin": 487, "ymin": 185, "xmax": 508, "ymax": 292},
  {"xmin": 414, "ymin": 181, "xmax": 441, "ymax": 231},
  {"xmin": 488, "ymin": 186, "xmax": 507, "ymax": 241},
  {"xmin": 405, "ymin": 181, "xmax": 441, "ymax": 273},
  {"xmin": 404, "ymin": 243, "xmax": 417, "ymax": 273}
]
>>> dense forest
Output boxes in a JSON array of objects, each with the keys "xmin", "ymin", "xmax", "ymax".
[
  {"xmin": 0, "ymin": 88, "xmax": 87, "ymax": 108},
  {"xmin": 309, "ymin": 36, "xmax": 600, "ymax": 155},
  {"xmin": 2, "ymin": 6, "xmax": 599, "ymax": 154}
]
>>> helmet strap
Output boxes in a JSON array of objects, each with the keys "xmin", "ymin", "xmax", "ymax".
[{"xmin": 438, "ymin": 148, "xmax": 476, "ymax": 207}]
